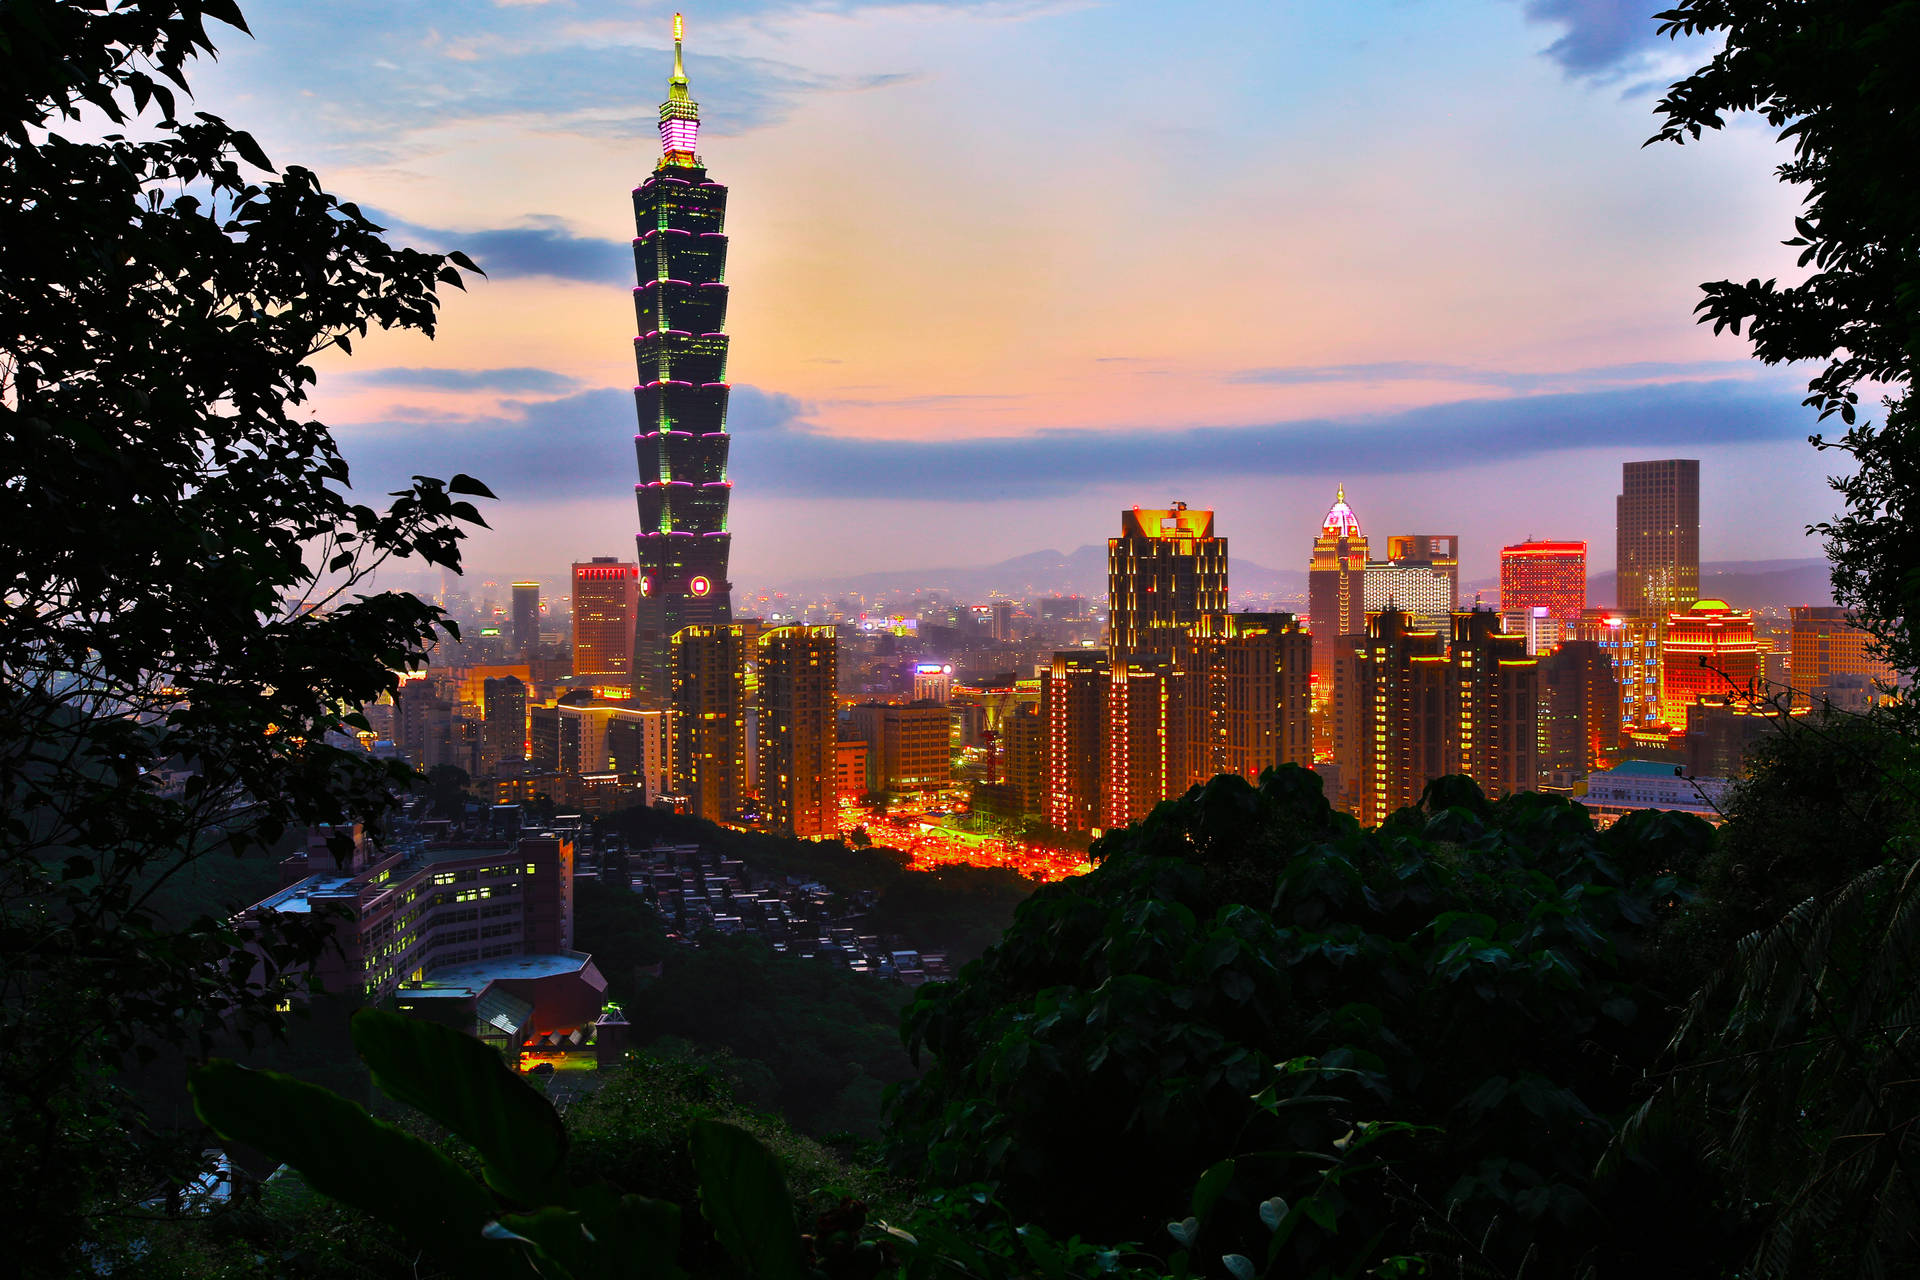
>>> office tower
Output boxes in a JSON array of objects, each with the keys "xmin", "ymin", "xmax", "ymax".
[
  {"xmin": 1343, "ymin": 610, "xmax": 1449, "ymax": 827},
  {"xmin": 834, "ymin": 739, "xmax": 868, "ymax": 798},
  {"xmin": 1187, "ymin": 611, "xmax": 1313, "ymax": 784},
  {"xmin": 572, "ymin": 558, "xmax": 640, "ymax": 684},
  {"xmin": 757, "ymin": 625, "xmax": 838, "ymax": 837},
  {"xmin": 511, "ymin": 582, "xmax": 541, "ymax": 654},
  {"xmin": 632, "ymin": 15, "xmax": 735, "ymax": 704},
  {"xmin": 1447, "ymin": 609, "xmax": 1539, "ymax": 801},
  {"xmin": 1104, "ymin": 654, "xmax": 1185, "ymax": 829},
  {"xmin": 1537, "ymin": 641, "xmax": 1620, "ymax": 783},
  {"xmin": 1500, "ymin": 540, "xmax": 1587, "ymax": 622},
  {"xmin": 1309, "ymin": 486, "xmax": 1369, "ymax": 689},
  {"xmin": 480, "ymin": 675, "xmax": 528, "ymax": 773},
  {"xmin": 1043, "ymin": 651, "xmax": 1107, "ymax": 833},
  {"xmin": 912, "ymin": 662, "xmax": 954, "ymax": 704},
  {"xmin": 1574, "ymin": 609, "xmax": 1664, "ymax": 730},
  {"xmin": 847, "ymin": 701, "xmax": 951, "ymax": 792},
  {"xmin": 1500, "ymin": 607, "xmax": 1564, "ymax": 657},
  {"xmin": 606, "ymin": 707, "xmax": 673, "ymax": 800},
  {"xmin": 1790, "ymin": 606, "xmax": 1899, "ymax": 706},
  {"xmin": 1004, "ymin": 704, "xmax": 1046, "ymax": 816},
  {"xmin": 1108, "ymin": 504, "xmax": 1228, "ymax": 661},
  {"xmin": 1661, "ymin": 599, "xmax": 1759, "ymax": 731},
  {"xmin": 1617, "ymin": 460, "xmax": 1700, "ymax": 618},
  {"xmin": 1365, "ymin": 534, "xmax": 1458, "ymax": 629},
  {"xmin": 670, "ymin": 623, "xmax": 756, "ymax": 823}
]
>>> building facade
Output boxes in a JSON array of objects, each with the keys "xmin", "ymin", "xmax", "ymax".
[
  {"xmin": 1447, "ymin": 609, "xmax": 1539, "ymax": 801},
  {"xmin": 1789, "ymin": 606, "xmax": 1899, "ymax": 706},
  {"xmin": 757, "ymin": 625, "xmax": 838, "ymax": 837},
  {"xmin": 571, "ymin": 558, "xmax": 640, "ymax": 685},
  {"xmin": 1616, "ymin": 459, "xmax": 1699, "ymax": 620},
  {"xmin": 1187, "ymin": 611, "xmax": 1313, "ymax": 785},
  {"xmin": 1107, "ymin": 504, "xmax": 1228, "ymax": 661},
  {"xmin": 670, "ymin": 623, "xmax": 756, "ymax": 823},
  {"xmin": 1661, "ymin": 599, "xmax": 1759, "ymax": 731},
  {"xmin": 847, "ymin": 701, "xmax": 950, "ymax": 793},
  {"xmin": 1043, "ymin": 651, "xmax": 1106, "ymax": 832},
  {"xmin": 480, "ymin": 675, "xmax": 528, "ymax": 774},
  {"xmin": 1365, "ymin": 534, "xmax": 1458, "ymax": 629},
  {"xmin": 511, "ymin": 582, "xmax": 541, "ymax": 655},
  {"xmin": 632, "ymin": 19, "xmax": 735, "ymax": 704},
  {"xmin": 1309, "ymin": 486, "xmax": 1369, "ymax": 690},
  {"xmin": 1499, "ymin": 540, "xmax": 1587, "ymax": 622}
]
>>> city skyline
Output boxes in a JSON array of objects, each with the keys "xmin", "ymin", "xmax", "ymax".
[{"xmin": 187, "ymin": 1, "xmax": 1843, "ymax": 587}]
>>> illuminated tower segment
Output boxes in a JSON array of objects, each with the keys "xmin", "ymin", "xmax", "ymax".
[{"xmin": 632, "ymin": 14, "xmax": 734, "ymax": 704}]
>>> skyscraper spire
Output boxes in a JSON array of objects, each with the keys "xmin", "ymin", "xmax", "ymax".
[{"xmin": 658, "ymin": 12, "xmax": 700, "ymax": 168}]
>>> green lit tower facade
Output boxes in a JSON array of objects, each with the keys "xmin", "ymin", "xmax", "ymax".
[{"xmin": 632, "ymin": 13, "xmax": 733, "ymax": 703}]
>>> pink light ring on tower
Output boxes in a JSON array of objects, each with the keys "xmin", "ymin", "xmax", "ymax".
[
  {"xmin": 660, "ymin": 118, "xmax": 699, "ymax": 153},
  {"xmin": 701, "ymin": 480, "xmax": 731, "ymax": 488}
]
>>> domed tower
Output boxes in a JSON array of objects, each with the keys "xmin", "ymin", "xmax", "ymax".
[{"xmin": 1308, "ymin": 484, "xmax": 1369, "ymax": 690}]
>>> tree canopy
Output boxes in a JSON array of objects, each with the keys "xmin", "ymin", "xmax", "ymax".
[{"xmin": 1, "ymin": 0, "xmax": 486, "ymax": 1263}]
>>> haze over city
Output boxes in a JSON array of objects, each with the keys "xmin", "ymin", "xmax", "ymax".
[{"xmin": 189, "ymin": 0, "xmax": 1840, "ymax": 589}]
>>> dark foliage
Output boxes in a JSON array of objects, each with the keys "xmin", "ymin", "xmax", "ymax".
[
  {"xmin": 891, "ymin": 768, "xmax": 1735, "ymax": 1276},
  {"xmin": 0, "ymin": 1, "xmax": 485, "ymax": 1264}
]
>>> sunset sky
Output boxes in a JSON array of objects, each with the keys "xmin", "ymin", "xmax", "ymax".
[{"xmin": 193, "ymin": 0, "xmax": 1840, "ymax": 592}]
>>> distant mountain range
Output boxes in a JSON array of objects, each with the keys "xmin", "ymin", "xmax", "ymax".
[{"xmin": 763, "ymin": 551, "xmax": 1834, "ymax": 611}]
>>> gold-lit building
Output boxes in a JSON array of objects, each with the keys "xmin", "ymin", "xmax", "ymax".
[
  {"xmin": 847, "ymin": 701, "xmax": 950, "ymax": 793},
  {"xmin": 1309, "ymin": 486, "xmax": 1369, "ymax": 691},
  {"xmin": 1188, "ymin": 611, "xmax": 1313, "ymax": 785},
  {"xmin": 1339, "ymin": 609, "xmax": 1449, "ymax": 827},
  {"xmin": 1108, "ymin": 503, "xmax": 1228, "ymax": 662},
  {"xmin": 1789, "ymin": 606, "xmax": 1898, "ymax": 706},
  {"xmin": 670, "ymin": 622, "xmax": 758, "ymax": 823},
  {"xmin": 1447, "ymin": 609, "xmax": 1539, "ymax": 800},
  {"xmin": 1661, "ymin": 599, "xmax": 1758, "ymax": 731},
  {"xmin": 757, "ymin": 625, "xmax": 837, "ymax": 837}
]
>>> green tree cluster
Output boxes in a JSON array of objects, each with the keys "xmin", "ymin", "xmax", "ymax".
[
  {"xmin": 1, "ymin": 0, "xmax": 486, "ymax": 1262},
  {"xmin": 890, "ymin": 768, "xmax": 1731, "ymax": 1276}
]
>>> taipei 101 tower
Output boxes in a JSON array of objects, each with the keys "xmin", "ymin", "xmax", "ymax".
[{"xmin": 631, "ymin": 14, "xmax": 734, "ymax": 703}]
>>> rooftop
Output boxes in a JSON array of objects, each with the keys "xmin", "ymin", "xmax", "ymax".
[
  {"xmin": 257, "ymin": 875, "xmax": 358, "ymax": 913},
  {"xmin": 1603, "ymin": 759, "xmax": 1687, "ymax": 778},
  {"xmin": 417, "ymin": 951, "xmax": 596, "ymax": 990}
]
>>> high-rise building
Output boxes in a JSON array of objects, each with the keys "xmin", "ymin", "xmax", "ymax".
[
  {"xmin": 480, "ymin": 675, "xmax": 528, "ymax": 773},
  {"xmin": 1107, "ymin": 504, "xmax": 1228, "ymax": 661},
  {"xmin": 1104, "ymin": 654, "xmax": 1184, "ymax": 830},
  {"xmin": 670, "ymin": 623, "xmax": 756, "ymax": 823},
  {"xmin": 572, "ymin": 558, "xmax": 640, "ymax": 685},
  {"xmin": 1574, "ymin": 609, "xmax": 1664, "ymax": 730},
  {"xmin": 632, "ymin": 16, "xmax": 735, "ymax": 704},
  {"xmin": 847, "ymin": 701, "xmax": 950, "ymax": 793},
  {"xmin": 1003, "ymin": 704, "xmax": 1046, "ymax": 816},
  {"xmin": 1043, "ymin": 651, "xmax": 1106, "ymax": 833},
  {"xmin": 1500, "ymin": 540, "xmax": 1587, "ymax": 622},
  {"xmin": 1365, "ymin": 534, "xmax": 1458, "ymax": 629},
  {"xmin": 757, "ymin": 626, "xmax": 838, "ymax": 837},
  {"xmin": 1309, "ymin": 486, "xmax": 1369, "ymax": 690},
  {"xmin": 1187, "ymin": 611, "xmax": 1313, "ymax": 785},
  {"xmin": 1537, "ymin": 640, "xmax": 1620, "ymax": 785},
  {"xmin": 511, "ymin": 582, "xmax": 541, "ymax": 655},
  {"xmin": 1447, "ymin": 609, "xmax": 1539, "ymax": 801},
  {"xmin": 1616, "ymin": 460, "xmax": 1699, "ymax": 619},
  {"xmin": 1789, "ymin": 606, "xmax": 1900, "ymax": 707},
  {"xmin": 1342, "ymin": 609, "xmax": 1449, "ymax": 827},
  {"xmin": 1500, "ymin": 607, "xmax": 1565, "ymax": 657},
  {"xmin": 1661, "ymin": 599, "xmax": 1759, "ymax": 731}
]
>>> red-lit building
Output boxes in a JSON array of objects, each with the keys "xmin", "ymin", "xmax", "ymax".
[
  {"xmin": 1661, "ymin": 599, "xmax": 1759, "ymax": 730},
  {"xmin": 1499, "ymin": 540, "xmax": 1587, "ymax": 623},
  {"xmin": 1043, "ymin": 651, "xmax": 1106, "ymax": 833},
  {"xmin": 572, "ymin": 558, "xmax": 640, "ymax": 686}
]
